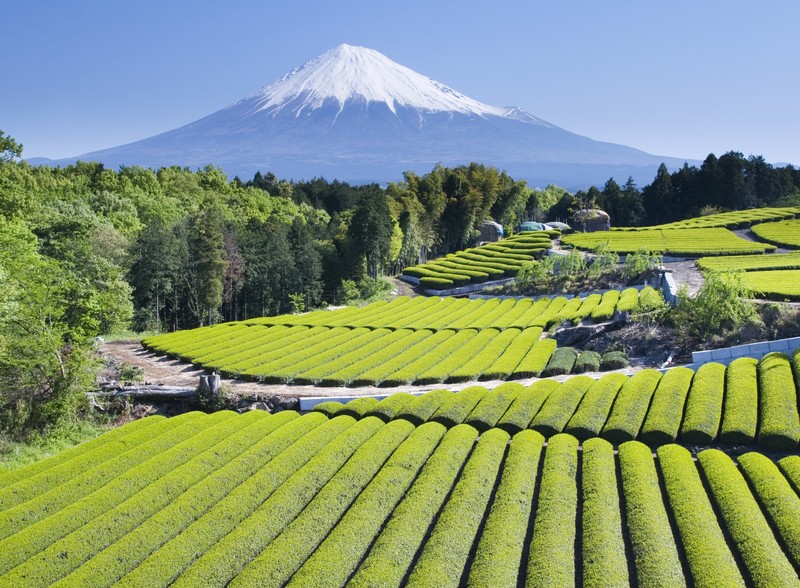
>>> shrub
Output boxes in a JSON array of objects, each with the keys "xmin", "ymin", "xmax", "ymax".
[
  {"xmin": 496, "ymin": 380, "xmax": 560, "ymax": 434},
  {"xmin": 565, "ymin": 373, "xmax": 627, "ymax": 441},
  {"xmin": 639, "ymin": 367, "xmax": 694, "ymax": 445},
  {"xmin": 657, "ymin": 445, "xmax": 745, "ymax": 587},
  {"xmin": 698, "ymin": 449, "xmax": 800, "ymax": 586},
  {"xmin": 464, "ymin": 383, "xmax": 523, "ymax": 432},
  {"xmin": 529, "ymin": 376, "xmax": 594, "ymax": 438},
  {"xmin": 672, "ymin": 272, "xmax": 755, "ymax": 339},
  {"xmin": 467, "ymin": 429, "xmax": 545, "ymax": 587},
  {"xmin": 581, "ymin": 438, "xmax": 629, "ymax": 588},
  {"xmin": 679, "ymin": 362, "xmax": 725, "ymax": 445},
  {"xmin": 739, "ymin": 452, "xmax": 800, "ymax": 570},
  {"xmin": 757, "ymin": 352, "xmax": 800, "ymax": 449},
  {"xmin": 601, "ymin": 369, "xmax": 662, "ymax": 444},
  {"xmin": 430, "ymin": 386, "xmax": 487, "ymax": 428},
  {"xmin": 573, "ymin": 350, "xmax": 601, "ymax": 373},
  {"xmin": 600, "ymin": 350, "xmax": 629, "ymax": 370},
  {"xmin": 541, "ymin": 346, "xmax": 579, "ymax": 377},
  {"xmin": 348, "ymin": 425, "xmax": 477, "ymax": 587},
  {"xmin": 406, "ymin": 428, "xmax": 510, "ymax": 587},
  {"xmin": 526, "ymin": 434, "xmax": 579, "ymax": 587},
  {"xmin": 720, "ymin": 357, "xmax": 758, "ymax": 445},
  {"xmin": 618, "ymin": 441, "xmax": 685, "ymax": 586}
]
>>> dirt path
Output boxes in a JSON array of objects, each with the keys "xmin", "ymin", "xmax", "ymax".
[
  {"xmin": 101, "ymin": 340, "xmax": 637, "ymax": 400},
  {"xmin": 663, "ymin": 259, "xmax": 704, "ymax": 296}
]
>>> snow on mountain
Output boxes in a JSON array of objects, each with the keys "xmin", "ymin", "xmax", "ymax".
[
  {"xmin": 33, "ymin": 45, "xmax": 691, "ymax": 188},
  {"xmin": 248, "ymin": 44, "xmax": 550, "ymax": 125}
]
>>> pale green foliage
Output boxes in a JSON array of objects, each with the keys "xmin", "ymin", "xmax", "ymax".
[
  {"xmin": 622, "ymin": 248, "xmax": 662, "ymax": 280},
  {"xmin": 673, "ymin": 272, "xmax": 755, "ymax": 338}
]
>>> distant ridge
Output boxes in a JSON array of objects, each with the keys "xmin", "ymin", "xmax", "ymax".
[{"xmin": 32, "ymin": 44, "xmax": 691, "ymax": 187}]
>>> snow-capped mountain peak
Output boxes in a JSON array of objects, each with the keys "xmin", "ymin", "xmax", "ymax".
[{"xmin": 250, "ymin": 44, "xmax": 544, "ymax": 122}]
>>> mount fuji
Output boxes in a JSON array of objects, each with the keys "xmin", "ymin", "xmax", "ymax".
[{"xmin": 33, "ymin": 44, "xmax": 689, "ymax": 187}]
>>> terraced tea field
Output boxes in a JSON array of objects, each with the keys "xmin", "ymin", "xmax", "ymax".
[
  {"xmin": 143, "ymin": 291, "xmax": 640, "ymax": 386},
  {"xmin": 751, "ymin": 218, "xmax": 800, "ymax": 248},
  {"xmin": 4, "ymin": 401, "xmax": 800, "ymax": 586},
  {"xmin": 652, "ymin": 206, "xmax": 800, "ymax": 230},
  {"xmin": 562, "ymin": 227, "xmax": 776, "ymax": 256},
  {"xmin": 401, "ymin": 230, "xmax": 555, "ymax": 289}
]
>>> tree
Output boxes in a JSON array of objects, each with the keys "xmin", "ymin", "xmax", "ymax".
[
  {"xmin": 187, "ymin": 201, "xmax": 227, "ymax": 326},
  {"xmin": 0, "ymin": 130, "xmax": 22, "ymax": 162},
  {"xmin": 642, "ymin": 163, "xmax": 673, "ymax": 224},
  {"xmin": 349, "ymin": 186, "xmax": 394, "ymax": 279}
]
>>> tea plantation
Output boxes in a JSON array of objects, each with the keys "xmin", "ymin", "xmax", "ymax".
[{"xmin": 4, "ymin": 351, "xmax": 800, "ymax": 587}]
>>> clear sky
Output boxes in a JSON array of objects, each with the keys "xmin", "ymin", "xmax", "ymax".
[{"xmin": 3, "ymin": 0, "xmax": 798, "ymax": 165}]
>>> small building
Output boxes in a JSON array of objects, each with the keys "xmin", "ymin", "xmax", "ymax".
[
  {"xmin": 479, "ymin": 220, "xmax": 504, "ymax": 242},
  {"xmin": 572, "ymin": 209, "xmax": 611, "ymax": 232}
]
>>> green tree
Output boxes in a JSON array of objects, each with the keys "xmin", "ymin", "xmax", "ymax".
[
  {"xmin": 187, "ymin": 202, "xmax": 227, "ymax": 326},
  {"xmin": 349, "ymin": 186, "xmax": 394, "ymax": 279},
  {"xmin": 0, "ymin": 130, "xmax": 22, "ymax": 161}
]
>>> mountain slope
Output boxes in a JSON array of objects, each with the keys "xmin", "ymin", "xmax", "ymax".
[{"xmin": 34, "ymin": 44, "xmax": 689, "ymax": 187}]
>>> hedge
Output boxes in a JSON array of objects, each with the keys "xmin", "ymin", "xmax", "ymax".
[
  {"xmin": 573, "ymin": 350, "xmax": 601, "ymax": 373},
  {"xmin": 286, "ymin": 422, "xmax": 447, "ymax": 588},
  {"xmin": 395, "ymin": 388, "xmax": 452, "ymax": 426},
  {"xmin": 757, "ymin": 352, "xmax": 800, "ymax": 449},
  {"xmin": 657, "ymin": 444, "xmax": 745, "ymax": 587},
  {"xmin": 615, "ymin": 287, "xmax": 640, "ymax": 313},
  {"xmin": 115, "ymin": 414, "xmax": 351, "ymax": 587},
  {"xmin": 739, "ymin": 452, "xmax": 800, "ymax": 570},
  {"xmin": 169, "ymin": 416, "xmax": 383, "ymax": 587},
  {"xmin": 581, "ymin": 438, "xmax": 629, "ymax": 588},
  {"xmin": 430, "ymin": 386, "xmax": 487, "ymax": 428},
  {"xmin": 467, "ymin": 429, "xmax": 545, "ymax": 587},
  {"xmin": 719, "ymin": 357, "xmax": 759, "ymax": 445},
  {"xmin": 541, "ymin": 346, "xmax": 579, "ymax": 377},
  {"xmin": 365, "ymin": 392, "xmax": 416, "ymax": 422},
  {"xmin": 529, "ymin": 376, "xmax": 593, "ymax": 439},
  {"xmin": 406, "ymin": 428, "xmax": 510, "ymax": 587},
  {"xmin": 378, "ymin": 330, "xmax": 462, "ymax": 386},
  {"xmin": 618, "ymin": 441, "xmax": 685, "ymax": 587},
  {"xmin": 526, "ymin": 434, "xmax": 579, "ymax": 587},
  {"xmin": 412, "ymin": 329, "xmax": 482, "ymax": 383},
  {"xmin": 571, "ymin": 293, "xmax": 602, "ymax": 323},
  {"xmin": 480, "ymin": 326, "xmax": 544, "ymax": 380},
  {"xmin": 602, "ymin": 369, "xmax": 663, "ymax": 444},
  {"xmin": 497, "ymin": 379, "xmax": 560, "ymax": 433},
  {"xmin": 565, "ymin": 373, "xmax": 627, "ymax": 440},
  {"xmin": 447, "ymin": 328, "xmax": 519, "ymax": 382},
  {"xmin": 509, "ymin": 338, "xmax": 557, "ymax": 379},
  {"xmin": 0, "ymin": 411, "xmax": 221, "ymax": 544},
  {"xmin": 419, "ymin": 276, "xmax": 455, "ymax": 289},
  {"xmin": 49, "ymin": 411, "xmax": 304, "ymax": 587},
  {"xmin": 698, "ymin": 449, "xmax": 800, "ymax": 587},
  {"xmin": 600, "ymin": 350, "xmax": 629, "ymax": 370},
  {"xmin": 335, "ymin": 397, "xmax": 381, "ymax": 419},
  {"xmin": 347, "ymin": 425, "xmax": 478, "ymax": 587},
  {"xmin": 639, "ymin": 366, "xmax": 694, "ymax": 445},
  {"xmin": 464, "ymin": 382, "xmax": 523, "ymax": 432},
  {"xmin": 0, "ymin": 410, "xmax": 258, "ymax": 583},
  {"xmin": 679, "ymin": 362, "xmax": 726, "ymax": 444},
  {"xmin": 312, "ymin": 401, "xmax": 345, "ymax": 417},
  {"xmin": 589, "ymin": 290, "xmax": 621, "ymax": 322},
  {"xmin": 229, "ymin": 420, "xmax": 417, "ymax": 587}
]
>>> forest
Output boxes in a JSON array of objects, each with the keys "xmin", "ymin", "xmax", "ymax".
[{"xmin": 1, "ymin": 126, "xmax": 800, "ymax": 435}]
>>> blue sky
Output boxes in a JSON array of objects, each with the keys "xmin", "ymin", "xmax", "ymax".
[{"xmin": 3, "ymin": 0, "xmax": 798, "ymax": 166}]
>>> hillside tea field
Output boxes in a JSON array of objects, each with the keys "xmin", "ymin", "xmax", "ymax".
[
  {"xmin": 4, "ymin": 402, "xmax": 800, "ymax": 586},
  {"xmin": 401, "ymin": 230, "xmax": 555, "ymax": 289},
  {"xmin": 750, "ymin": 218, "xmax": 800, "ymax": 248},
  {"xmin": 142, "ymin": 292, "xmax": 640, "ymax": 386},
  {"xmin": 562, "ymin": 227, "xmax": 776, "ymax": 256},
  {"xmin": 652, "ymin": 206, "xmax": 800, "ymax": 230}
]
